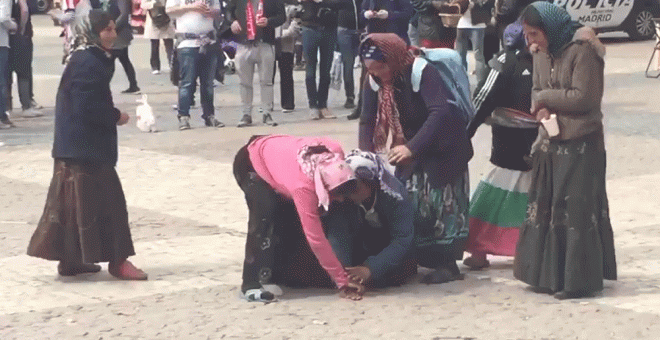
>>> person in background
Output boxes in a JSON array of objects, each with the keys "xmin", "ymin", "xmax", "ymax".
[
  {"xmin": 227, "ymin": 0, "xmax": 285, "ymax": 127},
  {"xmin": 361, "ymin": 0, "xmax": 413, "ymax": 42},
  {"xmin": 109, "ymin": 0, "xmax": 140, "ymax": 94},
  {"xmin": 7, "ymin": 0, "xmax": 43, "ymax": 119},
  {"xmin": 27, "ymin": 10, "xmax": 147, "ymax": 281},
  {"xmin": 409, "ymin": 0, "xmax": 460, "ymax": 48},
  {"xmin": 513, "ymin": 2, "xmax": 616, "ymax": 300},
  {"xmin": 463, "ymin": 21, "xmax": 537, "ymax": 269},
  {"xmin": 337, "ymin": 0, "xmax": 363, "ymax": 110},
  {"xmin": 358, "ymin": 33, "xmax": 473, "ymax": 284},
  {"xmin": 166, "ymin": 0, "xmax": 224, "ymax": 130},
  {"xmin": 233, "ymin": 134, "xmax": 365, "ymax": 302},
  {"xmin": 454, "ymin": 0, "xmax": 492, "ymax": 87},
  {"xmin": 274, "ymin": 4, "xmax": 301, "ymax": 113},
  {"xmin": 0, "ymin": 0, "xmax": 15, "ymax": 127},
  {"xmin": 141, "ymin": 0, "xmax": 175, "ymax": 75},
  {"xmin": 299, "ymin": 0, "xmax": 346, "ymax": 120}
]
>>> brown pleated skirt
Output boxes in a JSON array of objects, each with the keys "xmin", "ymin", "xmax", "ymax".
[{"xmin": 27, "ymin": 159, "xmax": 136, "ymax": 264}]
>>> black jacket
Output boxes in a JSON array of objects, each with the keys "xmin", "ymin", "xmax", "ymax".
[
  {"xmin": 337, "ymin": 0, "xmax": 365, "ymax": 30},
  {"xmin": 53, "ymin": 47, "xmax": 121, "ymax": 166},
  {"xmin": 299, "ymin": 0, "xmax": 346, "ymax": 28},
  {"xmin": 227, "ymin": 0, "xmax": 286, "ymax": 44},
  {"xmin": 468, "ymin": 49, "xmax": 537, "ymax": 171}
]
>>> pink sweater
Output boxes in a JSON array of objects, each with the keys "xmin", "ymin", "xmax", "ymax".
[{"xmin": 247, "ymin": 135, "xmax": 349, "ymax": 289}]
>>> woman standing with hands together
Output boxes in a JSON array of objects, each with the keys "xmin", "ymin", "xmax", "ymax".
[{"xmin": 514, "ymin": 2, "xmax": 616, "ymax": 300}]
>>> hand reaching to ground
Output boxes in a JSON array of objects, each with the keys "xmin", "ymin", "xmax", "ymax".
[
  {"xmin": 339, "ymin": 278, "xmax": 365, "ymax": 301},
  {"xmin": 347, "ymin": 265, "xmax": 371, "ymax": 284}
]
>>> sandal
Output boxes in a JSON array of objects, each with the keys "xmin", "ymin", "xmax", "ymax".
[{"xmin": 242, "ymin": 289, "xmax": 276, "ymax": 303}]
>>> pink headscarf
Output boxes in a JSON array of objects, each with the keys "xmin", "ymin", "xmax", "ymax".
[{"xmin": 298, "ymin": 145, "xmax": 356, "ymax": 211}]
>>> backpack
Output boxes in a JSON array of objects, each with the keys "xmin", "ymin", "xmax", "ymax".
[
  {"xmin": 411, "ymin": 48, "xmax": 476, "ymax": 123},
  {"xmin": 149, "ymin": 3, "xmax": 171, "ymax": 29}
]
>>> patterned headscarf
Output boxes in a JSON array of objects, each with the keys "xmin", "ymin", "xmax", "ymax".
[
  {"xmin": 74, "ymin": 8, "xmax": 111, "ymax": 49},
  {"xmin": 298, "ymin": 144, "xmax": 355, "ymax": 211},
  {"xmin": 525, "ymin": 1, "xmax": 581, "ymax": 56},
  {"xmin": 345, "ymin": 149, "xmax": 404, "ymax": 201},
  {"xmin": 359, "ymin": 33, "xmax": 415, "ymax": 153}
]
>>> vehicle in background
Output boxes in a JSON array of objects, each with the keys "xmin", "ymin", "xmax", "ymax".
[{"xmin": 551, "ymin": 0, "xmax": 660, "ymax": 40}]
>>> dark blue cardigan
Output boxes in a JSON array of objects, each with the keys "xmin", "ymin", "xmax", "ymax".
[
  {"xmin": 52, "ymin": 47, "xmax": 121, "ymax": 166},
  {"xmin": 359, "ymin": 64, "xmax": 474, "ymax": 189}
]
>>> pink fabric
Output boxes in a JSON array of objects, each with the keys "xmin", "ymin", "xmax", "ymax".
[
  {"xmin": 316, "ymin": 157, "xmax": 356, "ymax": 211},
  {"xmin": 247, "ymin": 135, "xmax": 350, "ymax": 288},
  {"xmin": 465, "ymin": 218, "xmax": 520, "ymax": 257}
]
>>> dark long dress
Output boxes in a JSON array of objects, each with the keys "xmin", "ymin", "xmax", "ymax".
[{"xmin": 514, "ymin": 131, "xmax": 617, "ymax": 293}]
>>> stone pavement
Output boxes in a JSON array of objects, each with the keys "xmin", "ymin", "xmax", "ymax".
[{"xmin": 1, "ymin": 15, "xmax": 660, "ymax": 339}]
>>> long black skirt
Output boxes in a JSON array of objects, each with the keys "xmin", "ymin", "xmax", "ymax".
[
  {"xmin": 514, "ymin": 131, "xmax": 617, "ymax": 293},
  {"xmin": 27, "ymin": 159, "xmax": 136, "ymax": 264}
]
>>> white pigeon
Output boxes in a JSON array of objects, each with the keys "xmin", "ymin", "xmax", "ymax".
[{"xmin": 136, "ymin": 94, "xmax": 156, "ymax": 132}]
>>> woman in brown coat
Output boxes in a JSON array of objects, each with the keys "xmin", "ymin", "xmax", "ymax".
[{"xmin": 513, "ymin": 2, "xmax": 616, "ymax": 300}]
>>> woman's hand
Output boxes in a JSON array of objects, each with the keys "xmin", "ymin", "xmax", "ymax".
[
  {"xmin": 376, "ymin": 9, "xmax": 388, "ymax": 19},
  {"xmin": 388, "ymin": 145, "xmax": 413, "ymax": 165},
  {"xmin": 536, "ymin": 108, "xmax": 551, "ymax": 122},
  {"xmin": 231, "ymin": 20, "xmax": 242, "ymax": 34},
  {"xmin": 339, "ymin": 279, "xmax": 365, "ymax": 301},
  {"xmin": 347, "ymin": 265, "xmax": 372, "ymax": 284},
  {"xmin": 117, "ymin": 112, "xmax": 130, "ymax": 126}
]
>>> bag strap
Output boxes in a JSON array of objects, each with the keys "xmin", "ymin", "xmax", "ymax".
[{"xmin": 411, "ymin": 57, "xmax": 428, "ymax": 92}]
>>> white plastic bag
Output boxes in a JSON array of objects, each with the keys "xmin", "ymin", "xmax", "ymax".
[
  {"xmin": 136, "ymin": 94, "xmax": 156, "ymax": 132},
  {"xmin": 329, "ymin": 51, "xmax": 343, "ymax": 91}
]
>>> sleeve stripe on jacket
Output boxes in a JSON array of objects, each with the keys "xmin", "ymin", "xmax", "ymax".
[{"xmin": 472, "ymin": 53, "xmax": 506, "ymax": 112}]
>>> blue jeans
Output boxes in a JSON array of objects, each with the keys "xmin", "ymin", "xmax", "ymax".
[
  {"xmin": 455, "ymin": 27, "xmax": 487, "ymax": 86},
  {"xmin": 177, "ymin": 46, "xmax": 217, "ymax": 118},
  {"xmin": 0, "ymin": 47, "xmax": 8, "ymax": 120},
  {"xmin": 336, "ymin": 27, "xmax": 360, "ymax": 100},
  {"xmin": 302, "ymin": 26, "xmax": 337, "ymax": 109}
]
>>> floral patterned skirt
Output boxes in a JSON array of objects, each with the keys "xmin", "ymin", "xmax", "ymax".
[
  {"xmin": 406, "ymin": 169, "xmax": 470, "ymax": 268},
  {"xmin": 514, "ymin": 131, "xmax": 617, "ymax": 293}
]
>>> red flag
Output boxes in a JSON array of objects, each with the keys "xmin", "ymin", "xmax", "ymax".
[{"xmin": 246, "ymin": 1, "xmax": 257, "ymax": 40}]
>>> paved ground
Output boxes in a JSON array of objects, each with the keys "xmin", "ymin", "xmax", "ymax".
[{"xmin": 1, "ymin": 15, "xmax": 660, "ymax": 339}]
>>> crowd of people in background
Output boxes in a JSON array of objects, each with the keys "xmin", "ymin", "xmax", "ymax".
[{"xmin": 17, "ymin": 0, "xmax": 618, "ymax": 305}]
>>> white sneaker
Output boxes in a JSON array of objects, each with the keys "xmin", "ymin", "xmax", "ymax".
[
  {"xmin": 152, "ymin": 70, "xmax": 161, "ymax": 75},
  {"xmin": 20, "ymin": 108, "xmax": 44, "ymax": 118},
  {"xmin": 262, "ymin": 284, "xmax": 283, "ymax": 296}
]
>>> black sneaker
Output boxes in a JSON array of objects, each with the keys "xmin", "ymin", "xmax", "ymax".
[
  {"xmin": 237, "ymin": 114, "xmax": 252, "ymax": 128},
  {"xmin": 204, "ymin": 115, "xmax": 225, "ymax": 128},
  {"xmin": 262, "ymin": 113, "xmax": 278, "ymax": 126},
  {"xmin": 1, "ymin": 116, "xmax": 15, "ymax": 127},
  {"xmin": 121, "ymin": 86, "xmax": 141, "ymax": 94},
  {"xmin": 347, "ymin": 108, "xmax": 360, "ymax": 120},
  {"xmin": 344, "ymin": 98, "xmax": 355, "ymax": 109},
  {"xmin": 178, "ymin": 116, "xmax": 191, "ymax": 130}
]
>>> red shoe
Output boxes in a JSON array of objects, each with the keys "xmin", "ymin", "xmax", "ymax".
[
  {"xmin": 108, "ymin": 260, "xmax": 148, "ymax": 280},
  {"xmin": 58, "ymin": 261, "xmax": 102, "ymax": 276}
]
